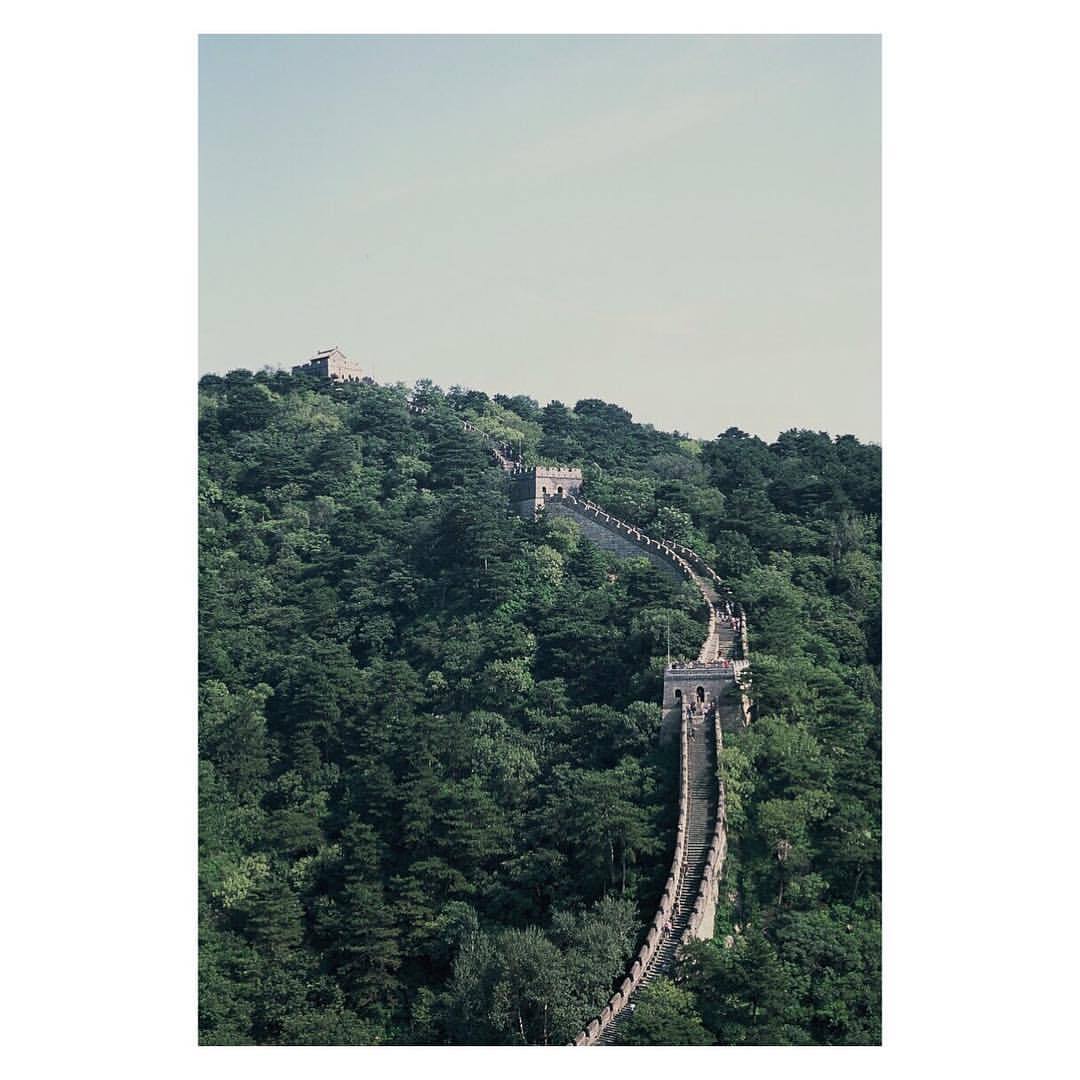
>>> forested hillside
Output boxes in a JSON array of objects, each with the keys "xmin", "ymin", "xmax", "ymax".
[{"xmin": 198, "ymin": 369, "xmax": 881, "ymax": 1045}]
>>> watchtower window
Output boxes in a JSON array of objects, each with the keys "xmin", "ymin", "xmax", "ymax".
[
  {"xmin": 542, "ymin": 486, "xmax": 548, "ymax": 495},
  {"xmin": 674, "ymin": 689, "xmax": 682, "ymax": 703},
  {"xmin": 557, "ymin": 486, "xmax": 563, "ymax": 495},
  {"xmin": 696, "ymin": 686, "xmax": 705, "ymax": 703}
]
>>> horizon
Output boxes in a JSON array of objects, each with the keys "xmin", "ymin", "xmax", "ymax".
[
  {"xmin": 201, "ymin": 35, "xmax": 880, "ymax": 444},
  {"xmin": 215, "ymin": 359, "xmax": 881, "ymax": 447}
]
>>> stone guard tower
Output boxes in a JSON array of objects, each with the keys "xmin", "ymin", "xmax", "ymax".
[
  {"xmin": 292, "ymin": 346, "xmax": 365, "ymax": 383},
  {"xmin": 509, "ymin": 466, "xmax": 583, "ymax": 518},
  {"xmin": 661, "ymin": 662, "xmax": 735, "ymax": 742}
]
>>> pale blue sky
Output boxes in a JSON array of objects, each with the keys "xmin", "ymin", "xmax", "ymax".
[{"xmin": 200, "ymin": 35, "xmax": 879, "ymax": 442}]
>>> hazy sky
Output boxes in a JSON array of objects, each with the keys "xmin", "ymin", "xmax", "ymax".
[{"xmin": 200, "ymin": 35, "xmax": 880, "ymax": 443}]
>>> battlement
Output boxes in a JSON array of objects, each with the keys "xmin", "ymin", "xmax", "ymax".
[
  {"xmin": 664, "ymin": 660, "xmax": 735, "ymax": 674},
  {"xmin": 526, "ymin": 466, "xmax": 583, "ymax": 478}
]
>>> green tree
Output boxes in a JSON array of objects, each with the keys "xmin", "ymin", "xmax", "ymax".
[
  {"xmin": 619, "ymin": 979, "xmax": 715, "ymax": 1045},
  {"xmin": 198, "ymin": 368, "xmax": 880, "ymax": 1045},
  {"xmin": 319, "ymin": 817, "xmax": 401, "ymax": 1013},
  {"xmin": 444, "ymin": 926, "xmax": 576, "ymax": 1044}
]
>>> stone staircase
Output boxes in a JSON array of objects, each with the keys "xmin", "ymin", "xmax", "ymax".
[
  {"xmin": 701, "ymin": 614, "xmax": 738, "ymax": 664},
  {"xmin": 594, "ymin": 712, "xmax": 717, "ymax": 1045}
]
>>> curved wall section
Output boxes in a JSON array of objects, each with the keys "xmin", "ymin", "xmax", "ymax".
[{"xmin": 547, "ymin": 493, "xmax": 746, "ymax": 1046}]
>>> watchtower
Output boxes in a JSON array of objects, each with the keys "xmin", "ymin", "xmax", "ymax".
[
  {"xmin": 292, "ymin": 346, "xmax": 365, "ymax": 383},
  {"xmin": 660, "ymin": 662, "xmax": 735, "ymax": 742},
  {"xmin": 508, "ymin": 466, "xmax": 584, "ymax": 518}
]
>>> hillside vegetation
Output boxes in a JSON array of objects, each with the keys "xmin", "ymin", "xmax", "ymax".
[{"xmin": 199, "ymin": 369, "xmax": 881, "ymax": 1045}]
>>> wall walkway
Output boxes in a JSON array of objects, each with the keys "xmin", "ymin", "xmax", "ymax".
[{"xmin": 545, "ymin": 495, "xmax": 745, "ymax": 1045}]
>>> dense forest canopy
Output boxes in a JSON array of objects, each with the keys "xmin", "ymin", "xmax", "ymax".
[{"xmin": 199, "ymin": 368, "xmax": 881, "ymax": 1045}]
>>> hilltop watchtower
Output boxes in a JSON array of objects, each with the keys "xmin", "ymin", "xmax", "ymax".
[
  {"xmin": 509, "ymin": 466, "xmax": 584, "ymax": 518},
  {"xmin": 292, "ymin": 346, "xmax": 365, "ymax": 383}
]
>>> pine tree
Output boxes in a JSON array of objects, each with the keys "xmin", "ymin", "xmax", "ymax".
[{"xmin": 326, "ymin": 817, "xmax": 401, "ymax": 1012}]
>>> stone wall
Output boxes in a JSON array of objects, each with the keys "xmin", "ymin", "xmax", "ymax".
[
  {"xmin": 545, "ymin": 495, "xmax": 748, "ymax": 739},
  {"xmin": 682, "ymin": 700, "xmax": 729, "ymax": 944},
  {"xmin": 670, "ymin": 541, "xmax": 754, "ymax": 730},
  {"xmin": 543, "ymin": 499, "xmax": 685, "ymax": 580},
  {"xmin": 557, "ymin": 492, "xmax": 743, "ymax": 1046},
  {"xmin": 443, "ymin": 421, "xmax": 752, "ymax": 1047},
  {"xmin": 572, "ymin": 710, "xmax": 693, "ymax": 1046},
  {"xmin": 541, "ymin": 494, "xmax": 703, "ymax": 582}
]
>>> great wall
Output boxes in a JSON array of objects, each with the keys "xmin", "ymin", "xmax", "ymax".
[{"xmin": 443, "ymin": 411, "xmax": 755, "ymax": 1046}]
